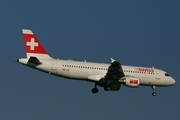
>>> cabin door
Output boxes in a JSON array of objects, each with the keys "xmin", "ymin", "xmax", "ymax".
[
  {"xmin": 156, "ymin": 70, "xmax": 161, "ymax": 79},
  {"xmin": 51, "ymin": 60, "xmax": 57, "ymax": 71}
]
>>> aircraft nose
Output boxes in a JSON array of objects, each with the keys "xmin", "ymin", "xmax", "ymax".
[{"xmin": 171, "ymin": 77, "xmax": 176, "ymax": 85}]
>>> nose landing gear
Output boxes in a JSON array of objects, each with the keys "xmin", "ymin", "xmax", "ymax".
[{"xmin": 151, "ymin": 86, "xmax": 157, "ymax": 96}]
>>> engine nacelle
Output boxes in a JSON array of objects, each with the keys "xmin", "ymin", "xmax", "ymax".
[{"xmin": 119, "ymin": 77, "xmax": 140, "ymax": 87}]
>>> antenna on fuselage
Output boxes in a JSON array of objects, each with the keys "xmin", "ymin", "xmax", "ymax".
[{"xmin": 110, "ymin": 58, "xmax": 115, "ymax": 63}]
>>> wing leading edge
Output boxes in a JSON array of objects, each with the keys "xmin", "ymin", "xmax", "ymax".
[{"xmin": 105, "ymin": 60, "xmax": 125, "ymax": 80}]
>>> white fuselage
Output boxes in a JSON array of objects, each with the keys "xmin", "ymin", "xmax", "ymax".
[
  {"xmin": 18, "ymin": 58, "xmax": 175, "ymax": 87},
  {"xmin": 18, "ymin": 29, "xmax": 176, "ymax": 96}
]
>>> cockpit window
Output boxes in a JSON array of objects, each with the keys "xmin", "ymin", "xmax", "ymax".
[{"xmin": 165, "ymin": 73, "xmax": 170, "ymax": 76}]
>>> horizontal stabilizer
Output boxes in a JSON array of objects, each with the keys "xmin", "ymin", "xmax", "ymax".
[{"xmin": 28, "ymin": 57, "xmax": 42, "ymax": 65}]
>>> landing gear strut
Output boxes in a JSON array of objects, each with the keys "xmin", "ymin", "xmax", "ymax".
[
  {"xmin": 91, "ymin": 84, "xmax": 98, "ymax": 93},
  {"xmin": 151, "ymin": 86, "xmax": 157, "ymax": 96}
]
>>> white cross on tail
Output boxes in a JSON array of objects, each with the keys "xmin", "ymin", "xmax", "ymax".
[{"xmin": 27, "ymin": 38, "xmax": 38, "ymax": 50}]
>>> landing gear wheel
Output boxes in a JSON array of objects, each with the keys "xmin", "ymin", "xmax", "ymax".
[
  {"xmin": 151, "ymin": 86, "xmax": 157, "ymax": 96},
  {"xmin": 92, "ymin": 87, "xmax": 98, "ymax": 93},
  {"xmin": 104, "ymin": 86, "xmax": 110, "ymax": 91},
  {"xmin": 152, "ymin": 92, "xmax": 157, "ymax": 96}
]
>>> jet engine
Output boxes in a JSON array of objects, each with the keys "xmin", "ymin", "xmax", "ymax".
[{"xmin": 119, "ymin": 77, "xmax": 140, "ymax": 87}]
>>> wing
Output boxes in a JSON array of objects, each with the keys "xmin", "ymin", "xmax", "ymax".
[
  {"xmin": 105, "ymin": 60, "xmax": 125, "ymax": 80},
  {"xmin": 97, "ymin": 60, "xmax": 125, "ymax": 91}
]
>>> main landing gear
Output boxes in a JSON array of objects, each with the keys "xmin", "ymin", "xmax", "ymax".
[
  {"xmin": 91, "ymin": 83, "xmax": 111, "ymax": 93},
  {"xmin": 151, "ymin": 86, "xmax": 157, "ymax": 96},
  {"xmin": 104, "ymin": 86, "xmax": 110, "ymax": 91},
  {"xmin": 92, "ymin": 84, "xmax": 98, "ymax": 93}
]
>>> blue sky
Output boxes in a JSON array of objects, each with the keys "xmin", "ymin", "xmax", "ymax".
[{"xmin": 0, "ymin": 0, "xmax": 180, "ymax": 120}]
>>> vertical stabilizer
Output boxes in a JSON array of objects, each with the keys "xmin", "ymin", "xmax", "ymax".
[{"xmin": 22, "ymin": 29, "xmax": 52, "ymax": 59}]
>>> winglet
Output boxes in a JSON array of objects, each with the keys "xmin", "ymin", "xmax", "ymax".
[{"xmin": 110, "ymin": 58, "xmax": 115, "ymax": 63}]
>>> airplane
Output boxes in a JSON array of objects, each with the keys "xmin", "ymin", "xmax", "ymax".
[{"xmin": 17, "ymin": 29, "xmax": 176, "ymax": 96}]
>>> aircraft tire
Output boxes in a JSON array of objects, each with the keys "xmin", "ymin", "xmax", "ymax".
[
  {"xmin": 92, "ymin": 87, "xmax": 98, "ymax": 93},
  {"xmin": 104, "ymin": 87, "xmax": 110, "ymax": 91},
  {"xmin": 152, "ymin": 92, "xmax": 157, "ymax": 96}
]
